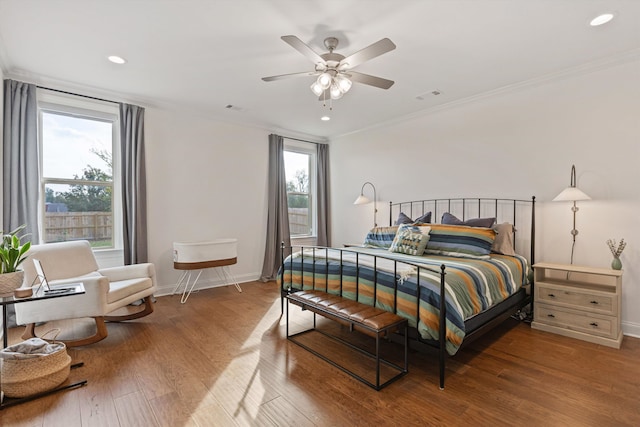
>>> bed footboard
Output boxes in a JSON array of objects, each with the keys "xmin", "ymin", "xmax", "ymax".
[{"xmin": 279, "ymin": 243, "xmax": 449, "ymax": 388}]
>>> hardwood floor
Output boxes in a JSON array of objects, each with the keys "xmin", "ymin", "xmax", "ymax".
[{"xmin": 1, "ymin": 281, "xmax": 639, "ymax": 426}]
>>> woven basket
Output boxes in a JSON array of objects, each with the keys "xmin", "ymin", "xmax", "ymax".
[
  {"xmin": 0, "ymin": 270, "xmax": 24, "ymax": 295},
  {"xmin": 1, "ymin": 339, "xmax": 71, "ymax": 398}
]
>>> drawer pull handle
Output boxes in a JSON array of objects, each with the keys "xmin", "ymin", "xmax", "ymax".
[
  {"xmin": 590, "ymin": 300, "xmax": 599, "ymax": 305},
  {"xmin": 548, "ymin": 293, "xmax": 556, "ymax": 298},
  {"xmin": 590, "ymin": 322, "xmax": 599, "ymax": 328},
  {"xmin": 547, "ymin": 314, "xmax": 555, "ymax": 318}
]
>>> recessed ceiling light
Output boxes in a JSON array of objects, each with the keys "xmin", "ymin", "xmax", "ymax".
[
  {"xmin": 108, "ymin": 55, "xmax": 127, "ymax": 64},
  {"xmin": 321, "ymin": 116, "xmax": 330, "ymax": 121},
  {"xmin": 590, "ymin": 13, "xmax": 614, "ymax": 26}
]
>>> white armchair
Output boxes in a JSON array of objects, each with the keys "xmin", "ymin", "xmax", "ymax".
[{"xmin": 15, "ymin": 240, "xmax": 157, "ymax": 347}]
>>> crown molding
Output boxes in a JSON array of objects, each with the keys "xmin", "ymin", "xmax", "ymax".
[
  {"xmin": 4, "ymin": 69, "xmax": 159, "ymax": 108},
  {"xmin": 331, "ymin": 48, "xmax": 640, "ymax": 140}
]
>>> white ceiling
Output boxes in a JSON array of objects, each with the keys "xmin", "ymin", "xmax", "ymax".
[{"xmin": 1, "ymin": 0, "xmax": 639, "ymax": 140}]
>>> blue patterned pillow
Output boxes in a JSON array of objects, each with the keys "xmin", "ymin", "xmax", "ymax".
[
  {"xmin": 389, "ymin": 224, "xmax": 431, "ymax": 256},
  {"xmin": 363, "ymin": 226, "xmax": 399, "ymax": 249}
]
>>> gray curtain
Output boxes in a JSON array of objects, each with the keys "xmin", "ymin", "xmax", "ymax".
[
  {"xmin": 316, "ymin": 143, "xmax": 330, "ymax": 246},
  {"xmin": 3, "ymin": 79, "xmax": 38, "ymax": 329},
  {"xmin": 260, "ymin": 134, "xmax": 291, "ymax": 281},
  {"xmin": 2, "ymin": 79, "xmax": 39, "ymax": 242},
  {"xmin": 120, "ymin": 103, "xmax": 148, "ymax": 264}
]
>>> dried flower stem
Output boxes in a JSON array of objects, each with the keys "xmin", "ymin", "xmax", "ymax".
[{"xmin": 607, "ymin": 238, "xmax": 626, "ymax": 258}]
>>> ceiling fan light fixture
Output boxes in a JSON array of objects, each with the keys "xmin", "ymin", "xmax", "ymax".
[
  {"xmin": 310, "ymin": 81, "xmax": 324, "ymax": 96},
  {"xmin": 317, "ymin": 72, "xmax": 333, "ymax": 89},
  {"xmin": 335, "ymin": 74, "xmax": 352, "ymax": 93},
  {"xmin": 329, "ymin": 82, "xmax": 343, "ymax": 100}
]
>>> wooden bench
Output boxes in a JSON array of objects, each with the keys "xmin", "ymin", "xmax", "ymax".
[{"xmin": 285, "ymin": 290, "xmax": 408, "ymax": 390}]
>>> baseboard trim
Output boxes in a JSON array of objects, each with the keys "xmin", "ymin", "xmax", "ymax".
[
  {"xmin": 622, "ymin": 321, "xmax": 640, "ymax": 339},
  {"xmin": 155, "ymin": 272, "xmax": 261, "ymax": 296}
]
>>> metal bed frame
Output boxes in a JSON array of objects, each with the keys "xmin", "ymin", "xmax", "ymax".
[{"xmin": 280, "ymin": 196, "xmax": 536, "ymax": 389}]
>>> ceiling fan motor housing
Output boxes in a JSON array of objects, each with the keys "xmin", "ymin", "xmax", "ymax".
[{"xmin": 323, "ymin": 37, "xmax": 339, "ymax": 52}]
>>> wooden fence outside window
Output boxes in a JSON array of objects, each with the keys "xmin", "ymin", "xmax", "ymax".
[{"xmin": 44, "ymin": 212, "xmax": 112, "ymax": 244}]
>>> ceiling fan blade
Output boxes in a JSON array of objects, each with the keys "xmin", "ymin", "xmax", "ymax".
[
  {"xmin": 348, "ymin": 71, "xmax": 394, "ymax": 89},
  {"xmin": 262, "ymin": 71, "xmax": 319, "ymax": 82},
  {"xmin": 340, "ymin": 38, "xmax": 396, "ymax": 69},
  {"xmin": 281, "ymin": 35, "xmax": 326, "ymax": 65}
]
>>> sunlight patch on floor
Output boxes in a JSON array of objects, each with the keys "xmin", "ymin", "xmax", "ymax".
[{"xmin": 202, "ymin": 296, "xmax": 283, "ymax": 423}]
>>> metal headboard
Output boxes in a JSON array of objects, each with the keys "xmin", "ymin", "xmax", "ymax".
[{"xmin": 389, "ymin": 197, "xmax": 536, "ymax": 264}]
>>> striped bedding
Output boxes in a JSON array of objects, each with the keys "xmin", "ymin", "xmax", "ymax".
[{"xmin": 280, "ymin": 247, "xmax": 528, "ymax": 355}]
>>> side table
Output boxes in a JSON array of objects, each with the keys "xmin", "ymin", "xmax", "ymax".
[
  {"xmin": 531, "ymin": 263, "xmax": 623, "ymax": 348},
  {"xmin": 1, "ymin": 283, "xmax": 88, "ymax": 409}
]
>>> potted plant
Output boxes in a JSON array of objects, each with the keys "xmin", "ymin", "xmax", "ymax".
[{"xmin": 0, "ymin": 225, "xmax": 31, "ymax": 294}]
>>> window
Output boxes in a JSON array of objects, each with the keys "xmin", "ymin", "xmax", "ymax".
[
  {"xmin": 38, "ymin": 91, "xmax": 121, "ymax": 249},
  {"xmin": 284, "ymin": 140, "xmax": 316, "ymax": 237}
]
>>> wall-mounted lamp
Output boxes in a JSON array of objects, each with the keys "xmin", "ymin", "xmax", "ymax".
[
  {"xmin": 553, "ymin": 165, "xmax": 591, "ymax": 264},
  {"xmin": 353, "ymin": 182, "xmax": 377, "ymax": 227}
]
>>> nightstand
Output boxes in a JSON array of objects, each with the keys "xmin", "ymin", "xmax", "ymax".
[{"xmin": 532, "ymin": 262, "xmax": 623, "ymax": 348}]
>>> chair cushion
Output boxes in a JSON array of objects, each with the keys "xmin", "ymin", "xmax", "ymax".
[{"xmin": 108, "ymin": 277, "xmax": 153, "ymax": 304}]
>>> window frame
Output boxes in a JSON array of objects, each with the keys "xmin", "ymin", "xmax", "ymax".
[
  {"xmin": 37, "ymin": 90, "xmax": 122, "ymax": 252},
  {"xmin": 284, "ymin": 139, "xmax": 317, "ymax": 239}
]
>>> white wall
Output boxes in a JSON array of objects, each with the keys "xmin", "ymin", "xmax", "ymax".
[
  {"xmin": 145, "ymin": 106, "xmax": 270, "ymax": 294},
  {"xmin": 329, "ymin": 59, "xmax": 640, "ymax": 336}
]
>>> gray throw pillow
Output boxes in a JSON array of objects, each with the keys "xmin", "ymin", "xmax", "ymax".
[
  {"xmin": 394, "ymin": 211, "xmax": 432, "ymax": 225},
  {"xmin": 441, "ymin": 212, "xmax": 496, "ymax": 228}
]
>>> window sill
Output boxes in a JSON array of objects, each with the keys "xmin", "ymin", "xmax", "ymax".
[{"xmin": 290, "ymin": 235, "xmax": 317, "ymax": 246}]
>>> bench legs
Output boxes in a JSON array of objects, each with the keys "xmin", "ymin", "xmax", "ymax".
[{"xmin": 286, "ymin": 298, "xmax": 408, "ymax": 391}]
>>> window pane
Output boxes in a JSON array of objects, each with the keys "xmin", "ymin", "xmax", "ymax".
[
  {"xmin": 284, "ymin": 151, "xmax": 311, "ymax": 236},
  {"xmin": 42, "ymin": 112, "xmax": 112, "ymax": 180},
  {"xmin": 44, "ymin": 183, "xmax": 113, "ymax": 247}
]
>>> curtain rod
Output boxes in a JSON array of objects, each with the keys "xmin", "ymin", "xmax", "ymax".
[
  {"xmin": 283, "ymin": 136, "xmax": 326, "ymax": 145},
  {"xmin": 36, "ymin": 85, "xmax": 119, "ymax": 105}
]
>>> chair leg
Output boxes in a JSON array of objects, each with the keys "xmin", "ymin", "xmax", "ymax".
[
  {"xmin": 104, "ymin": 295, "xmax": 155, "ymax": 322},
  {"xmin": 21, "ymin": 317, "xmax": 109, "ymax": 347}
]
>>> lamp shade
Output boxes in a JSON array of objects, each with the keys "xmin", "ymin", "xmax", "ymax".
[
  {"xmin": 335, "ymin": 74, "xmax": 352, "ymax": 93},
  {"xmin": 317, "ymin": 73, "xmax": 332, "ymax": 89},
  {"xmin": 353, "ymin": 195, "xmax": 371, "ymax": 205},
  {"xmin": 553, "ymin": 165, "xmax": 591, "ymax": 202},
  {"xmin": 310, "ymin": 81, "xmax": 324, "ymax": 96},
  {"xmin": 329, "ymin": 83, "xmax": 343, "ymax": 100},
  {"xmin": 553, "ymin": 186, "xmax": 591, "ymax": 202}
]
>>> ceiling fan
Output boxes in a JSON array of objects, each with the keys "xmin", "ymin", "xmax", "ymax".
[{"xmin": 262, "ymin": 35, "xmax": 396, "ymax": 101}]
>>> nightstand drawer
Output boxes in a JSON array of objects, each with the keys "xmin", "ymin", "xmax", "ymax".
[
  {"xmin": 536, "ymin": 282, "xmax": 616, "ymax": 315},
  {"xmin": 535, "ymin": 303, "xmax": 617, "ymax": 339}
]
